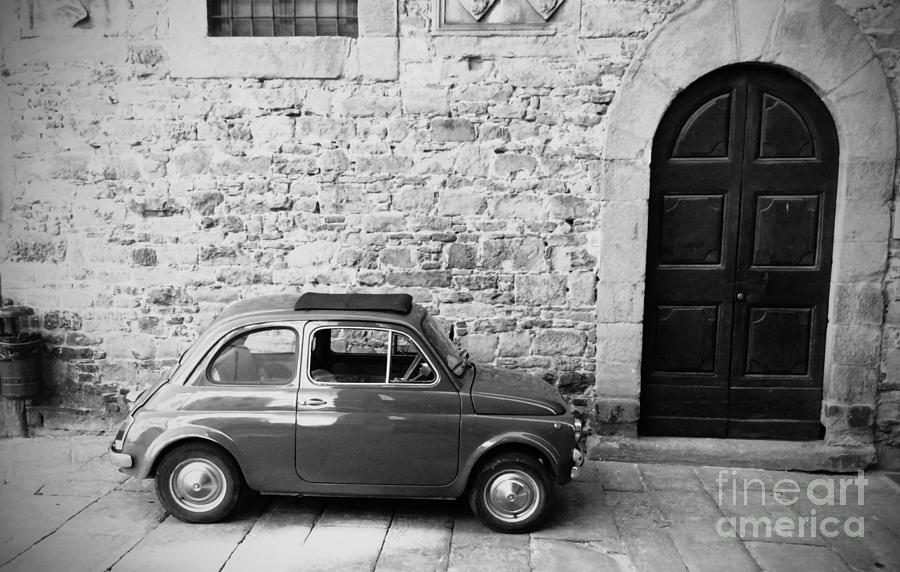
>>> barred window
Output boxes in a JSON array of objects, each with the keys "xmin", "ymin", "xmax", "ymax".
[{"xmin": 208, "ymin": 0, "xmax": 359, "ymax": 37}]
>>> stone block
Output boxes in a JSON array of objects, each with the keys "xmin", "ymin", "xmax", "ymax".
[
  {"xmin": 823, "ymin": 401, "xmax": 875, "ymax": 446},
  {"xmin": 189, "ymin": 191, "xmax": 224, "ymax": 216},
  {"xmin": 358, "ymin": 37, "xmax": 399, "ymax": 81},
  {"xmin": 358, "ymin": 0, "xmax": 398, "ymax": 36},
  {"xmin": 492, "ymin": 154, "xmax": 538, "ymax": 178},
  {"xmin": 829, "ymin": 58, "xmax": 896, "ymax": 163},
  {"xmin": 594, "ymin": 361, "xmax": 641, "ymax": 397},
  {"xmin": 733, "ymin": 0, "xmax": 782, "ymax": 60},
  {"xmin": 445, "ymin": 243, "xmax": 476, "ymax": 269},
  {"xmin": 168, "ymin": 146, "xmax": 211, "ymax": 177},
  {"xmin": 601, "ymin": 200, "xmax": 647, "ymax": 242},
  {"xmin": 842, "ymin": 160, "xmax": 894, "ymax": 203},
  {"xmin": 831, "ymin": 324, "xmax": 882, "ymax": 367},
  {"xmin": 603, "ymin": 72, "xmax": 673, "ymax": 162},
  {"xmin": 765, "ymin": 0, "xmax": 874, "ymax": 94},
  {"xmin": 639, "ymin": 0, "xmax": 736, "ymax": 92},
  {"xmin": 461, "ymin": 333, "xmax": 498, "ymax": 363},
  {"xmin": 131, "ymin": 248, "xmax": 157, "ymax": 267},
  {"xmin": 833, "ymin": 241, "xmax": 888, "ymax": 282},
  {"xmin": 835, "ymin": 199, "xmax": 891, "ymax": 243},
  {"xmin": 581, "ymin": 0, "xmax": 653, "ymax": 38},
  {"xmin": 438, "ymin": 188, "xmax": 485, "ymax": 216},
  {"xmin": 401, "ymin": 87, "xmax": 449, "ymax": 115},
  {"xmin": 515, "ymin": 275, "xmax": 567, "ymax": 306},
  {"xmin": 482, "ymin": 237, "xmax": 547, "ymax": 273},
  {"xmin": 386, "ymin": 271, "xmax": 452, "ymax": 288},
  {"xmin": 825, "ymin": 364, "xmax": 878, "ymax": 405},
  {"xmin": 592, "ymin": 397, "xmax": 640, "ymax": 425},
  {"xmin": 498, "ymin": 332, "xmax": 531, "ymax": 358},
  {"xmin": 598, "ymin": 241, "xmax": 646, "ymax": 283},
  {"xmin": 363, "ymin": 213, "xmax": 405, "ymax": 232},
  {"xmin": 490, "ymin": 194, "xmax": 544, "ymax": 219},
  {"xmin": 379, "ymin": 247, "xmax": 416, "ymax": 268},
  {"xmin": 596, "ymin": 323, "xmax": 643, "ymax": 365},
  {"xmin": 546, "ymin": 194, "xmax": 591, "ymax": 221},
  {"xmin": 831, "ymin": 282, "xmax": 884, "ymax": 325},
  {"xmin": 249, "ymin": 116, "xmax": 294, "ymax": 148},
  {"xmin": 342, "ymin": 96, "xmax": 401, "ymax": 118},
  {"xmin": 567, "ymin": 272, "xmax": 597, "ymax": 306},
  {"xmin": 439, "ymin": 301, "xmax": 495, "ymax": 319},
  {"xmin": 533, "ymin": 330, "xmax": 587, "ymax": 356},
  {"xmin": 430, "ymin": 118, "xmax": 475, "ymax": 142}
]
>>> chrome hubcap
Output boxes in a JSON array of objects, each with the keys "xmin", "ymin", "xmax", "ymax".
[
  {"xmin": 170, "ymin": 459, "xmax": 227, "ymax": 513},
  {"xmin": 484, "ymin": 470, "xmax": 541, "ymax": 523}
]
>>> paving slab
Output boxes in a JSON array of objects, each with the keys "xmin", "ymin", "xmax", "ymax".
[
  {"xmin": 0, "ymin": 494, "xmax": 95, "ymax": 566},
  {"xmin": 638, "ymin": 463, "xmax": 704, "ymax": 491},
  {"xmin": 375, "ymin": 511, "xmax": 452, "ymax": 572},
  {"xmin": 221, "ymin": 499, "xmax": 321, "ymax": 572},
  {"xmin": 654, "ymin": 490, "xmax": 759, "ymax": 572},
  {"xmin": 745, "ymin": 541, "xmax": 850, "ymax": 572},
  {"xmin": 606, "ymin": 491, "xmax": 688, "ymax": 572},
  {"xmin": 530, "ymin": 538, "xmax": 634, "ymax": 572},
  {"xmin": 597, "ymin": 462, "xmax": 646, "ymax": 492},
  {"xmin": 111, "ymin": 515, "xmax": 257, "ymax": 572},
  {"xmin": 316, "ymin": 497, "xmax": 394, "ymax": 528},
  {"xmin": 533, "ymin": 483, "xmax": 623, "ymax": 551},
  {"xmin": 292, "ymin": 524, "xmax": 386, "ymax": 572},
  {"xmin": 447, "ymin": 513, "xmax": 530, "ymax": 572},
  {"xmin": 1, "ymin": 531, "xmax": 140, "ymax": 572}
]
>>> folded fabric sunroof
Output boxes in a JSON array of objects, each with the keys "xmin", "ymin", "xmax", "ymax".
[{"xmin": 294, "ymin": 293, "xmax": 413, "ymax": 314}]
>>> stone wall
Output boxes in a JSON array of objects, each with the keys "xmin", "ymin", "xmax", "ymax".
[{"xmin": 0, "ymin": 0, "xmax": 898, "ymax": 464}]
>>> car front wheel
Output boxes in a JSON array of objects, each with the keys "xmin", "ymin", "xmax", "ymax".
[
  {"xmin": 469, "ymin": 452, "xmax": 551, "ymax": 533},
  {"xmin": 155, "ymin": 443, "xmax": 242, "ymax": 524}
]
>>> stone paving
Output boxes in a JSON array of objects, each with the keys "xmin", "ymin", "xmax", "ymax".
[{"xmin": 1, "ymin": 434, "xmax": 899, "ymax": 572}]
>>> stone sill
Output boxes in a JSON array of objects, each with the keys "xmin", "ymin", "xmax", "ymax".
[{"xmin": 587, "ymin": 435, "xmax": 876, "ymax": 473}]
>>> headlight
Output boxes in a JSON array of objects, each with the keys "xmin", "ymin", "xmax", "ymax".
[{"xmin": 573, "ymin": 418, "xmax": 583, "ymax": 440}]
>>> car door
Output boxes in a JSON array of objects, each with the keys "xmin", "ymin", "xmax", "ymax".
[
  {"xmin": 295, "ymin": 320, "xmax": 462, "ymax": 486},
  {"xmin": 185, "ymin": 324, "xmax": 302, "ymax": 491}
]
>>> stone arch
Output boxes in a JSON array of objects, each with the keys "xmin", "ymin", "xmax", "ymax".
[{"xmin": 594, "ymin": 0, "xmax": 897, "ymax": 446}]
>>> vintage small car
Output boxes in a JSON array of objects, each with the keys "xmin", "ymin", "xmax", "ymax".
[{"xmin": 109, "ymin": 292, "xmax": 584, "ymax": 533}]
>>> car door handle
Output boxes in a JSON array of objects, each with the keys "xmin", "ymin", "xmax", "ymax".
[{"xmin": 301, "ymin": 398, "xmax": 328, "ymax": 407}]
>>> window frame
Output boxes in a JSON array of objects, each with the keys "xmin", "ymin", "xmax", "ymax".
[
  {"xmin": 206, "ymin": 0, "xmax": 360, "ymax": 38},
  {"xmin": 204, "ymin": 324, "xmax": 301, "ymax": 387},
  {"xmin": 305, "ymin": 322, "xmax": 441, "ymax": 388}
]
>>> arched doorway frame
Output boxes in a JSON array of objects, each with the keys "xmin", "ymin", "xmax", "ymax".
[{"xmin": 594, "ymin": 0, "xmax": 897, "ymax": 446}]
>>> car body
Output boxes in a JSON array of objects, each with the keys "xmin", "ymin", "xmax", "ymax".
[{"xmin": 109, "ymin": 292, "xmax": 584, "ymax": 532}]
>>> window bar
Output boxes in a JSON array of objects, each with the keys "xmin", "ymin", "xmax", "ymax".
[{"xmin": 385, "ymin": 332, "xmax": 393, "ymax": 383}]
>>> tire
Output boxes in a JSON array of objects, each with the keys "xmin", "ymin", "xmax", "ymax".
[
  {"xmin": 155, "ymin": 443, "xmax": 243, "ymax": 524},
  {"xmin": 468, "ymin": 452, "xmax": 552, "ymax": 534}
]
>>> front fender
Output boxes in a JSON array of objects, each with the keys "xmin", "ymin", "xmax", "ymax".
[{"xmin": 463, "ymin": 431, "xmax": 564, "ymax": 483}]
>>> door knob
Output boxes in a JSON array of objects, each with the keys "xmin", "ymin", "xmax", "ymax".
[
  {"xmin": 301, "ymin": 398, "xmax": 328, "ymax": 407},
  {"xmin": 736, "ymin": 292, "xmax": 746, "ymax": 302}
]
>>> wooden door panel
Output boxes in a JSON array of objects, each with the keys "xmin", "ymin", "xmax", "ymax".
[
  {"xmin": 728, "ymin": 420, "xmax": 822, "ymax": 440},
  {"xmin": 728, "ymin": 387, "xmax": 822, "ymax": 420},
  {"xmin": 659, "ymin": 195, "xmax": 726, "ymax": 266},
  {"xmin": 650, "ymin": 305, "xmax": 719, "ymax": 375},
  {"xmin": 640, "ymin": 417, "xmax": 728, "ymax": 438},
  {"xmin": 744, "ymin": 307, "xmax": 813, "ymax": 377},
  {"xmin": 641, "ymin": 385, "xmax": 729, "ymax": 417},
  {"xmin": 751, "ymin": 195, "xmax": 821, "ymax": 268},
  {"xmin": 641, "ymin": 65, "xmax": 837, "ymax": 440}
]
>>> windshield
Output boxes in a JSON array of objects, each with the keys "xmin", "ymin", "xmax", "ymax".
[{"xmin": 421, "ymin": 313, "xmax": 467, "ymax": 376}]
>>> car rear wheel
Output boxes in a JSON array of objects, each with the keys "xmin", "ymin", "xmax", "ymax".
[
  {"xmin": 469, "ymin": 452, "xmax": 551, "ymax": 533},
  {"xmin": 155, "ymin": 443, "xmax": 242, "ymax": 524}
]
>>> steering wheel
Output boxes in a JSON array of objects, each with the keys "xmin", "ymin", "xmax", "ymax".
[{"xmin": 401, "ymin": 354, "xmax": 423, "ymax": 382}]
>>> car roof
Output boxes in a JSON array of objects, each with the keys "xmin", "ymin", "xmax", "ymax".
[{"xmin": 211, "ymin": 293, "xmax": 423, "ymax": 329}]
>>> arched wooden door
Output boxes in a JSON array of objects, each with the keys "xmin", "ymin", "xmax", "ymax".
[{"xmin": 640, "ymin": 65, "xmax": 839, "ymax": 440}]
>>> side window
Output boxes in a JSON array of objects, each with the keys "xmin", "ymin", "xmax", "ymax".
[
  {"xmin": 309, "ymin": 327, "xmax": 436, "ymax": 385},
  {"xmin": 208, "ymin": 328, "xmax": 298, "ymax": 385}
]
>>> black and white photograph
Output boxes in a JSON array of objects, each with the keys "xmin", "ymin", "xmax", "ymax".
[{"xmin": 0, "ymin": 0, "xmax": 899, "ymax": 570}]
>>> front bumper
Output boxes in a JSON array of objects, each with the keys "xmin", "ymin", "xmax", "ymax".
[{"xmin": 108, "ymin": 445, "xmax": 133, "ymax": 468}]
